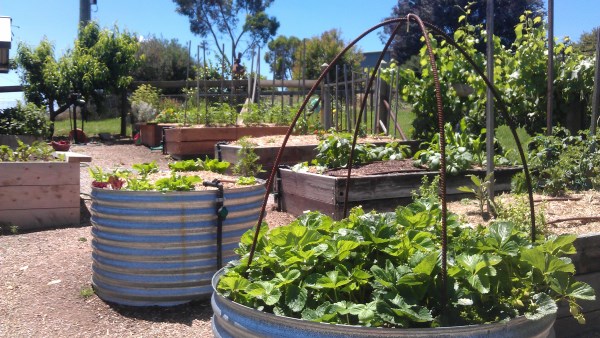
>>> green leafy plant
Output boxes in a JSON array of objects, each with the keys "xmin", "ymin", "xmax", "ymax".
[
  {"xmin": 413, "ymin": 120, "xmax": 505, "ymax": 175},
  {"xmin": 0, "ymin": 102, "xmax": 52, "ymax": 137},
  {"xmin": 512, "ymin": 128, "xmax": 600, "ymax": 196},
  {"xmin": 314, "ymin": 132, "xmax": 411, "ymax": 169},
  {"xmin": 236, "ymin": 176, "xmax": 257, "ymax": 185},
  {"xmin": 0, "ymin": 140, "xmax": 57, "ymax": 162},
  {"xmin": 233, "ymin": 137, "xmax": 264, "ymax": 177},
  {"xmin": 154, "ymin": 173, "xmax": 202, "ymax": 192},
  {"xmin": 130, "ymin": 84, "xmax": 161, "ymax": 123},
  {"xmin": 169, "ymin": 159, "xmax": 202, "ymax": 172},
  {"xmin": 391, "ymin": 7, "xmax": 594, "ymax": 139},
  {"xmin": 132, "ymin": 161, "xmax": 159, "ymax": 178},
  {"xmin": 201, "ymin": 158, "xmax": 231, "ymax": 174},
  {"xmin": 170, "ymin": 158, "xmax": 231, "ymax": 174},
  {"xmin": 495, "ymin": 194, "xmax": 547, "ymax": 236},
  {"xmin": 79, "ymin": 286, "xmax": 95, "ymax": 299},
  {"xmin": 219, "ymin": 200, "xmax": 594, "ymax": 328},
  {"xmin": 458, "ymin": 173, "xmax": 497, "ymax": 219}
]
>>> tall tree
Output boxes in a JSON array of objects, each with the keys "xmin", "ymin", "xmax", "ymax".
[
  {"xmin": 133, "ymin": 36, "xmax": 196, "ymax": 82},
  {"xmin": 574, "ymin": 27, "xmax": 599, "ymax": 57},
  {"xmin": 173, "ymin": 0, "xmax": 279, "ymax": 69},
  {"xmin": 16, "ymin": 22, "xmax": 139, "ymax": 135},
  {"xmin": 264, "ymin": 35, "xmax": 301, "ymax": 80},
  {"xmin": 291, "ymin": 29, "xmax": 363, "ymax": 81},
  {"xmin": 382, "ymin": 0, "xmax": 544, "ymax": 66},
  {"xmin": 16, "ymin": 39, "xmax": 70, "ymax": 122}
]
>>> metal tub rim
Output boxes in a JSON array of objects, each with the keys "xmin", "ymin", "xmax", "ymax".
[{"xmin": 211, "ymin": 268, "xmax": 557, "ymax": 338}]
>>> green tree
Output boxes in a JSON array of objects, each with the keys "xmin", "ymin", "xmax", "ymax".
[
  {"xmin": 264, "ymin": 35, "xmax": 301, "ymax": 80},
  {"xmin": 16, "ymin": 39, "xmax": 70, "ymax": 122},
  {"xmin": 573, "ymin": 27, "xmax": 599, "ymax": 57},
  {"xmin": 133, "ymin": 36, "xmax": 196, "ymax": 82},
  {"xmin": 382, "ymin": 0, "xmax": 544, "ymax": 67},
  {"xmin": 16, "ymin": 22, "xmax": 139, "ymax": 136},
  {"xmin": 173, "ymin": 0, "xmax": 279, "ymax": 69},
  {"xmin": 291, "ymin": 29, "xmax": 363, "ymax": 81}
]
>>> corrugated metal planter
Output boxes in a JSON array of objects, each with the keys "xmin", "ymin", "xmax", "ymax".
[
  {"xmin": 211, "ymin": 269, "xmax": 556, "ymax": 338},
  {"xmin": 90, "ymin": 183, "xmax": 265, "ymax": 306}
]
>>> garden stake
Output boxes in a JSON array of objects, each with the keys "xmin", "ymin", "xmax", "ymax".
[{"xmin": 203, "ymin": 179, "xmax": 227, "ymax": 268}]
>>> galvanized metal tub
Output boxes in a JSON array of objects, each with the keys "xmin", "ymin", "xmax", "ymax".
[
  {"xmin": 90, "ymin": 184, "xmax": 265, "ymax": 306},
  {"xmin": 211, "ymin": 269, "xmax": 556, "ymax": 338}
]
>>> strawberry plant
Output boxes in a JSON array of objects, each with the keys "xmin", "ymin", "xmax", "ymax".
[{"xmin": 219, "ymin": 199, "xmax": 594, "ymax": 328}]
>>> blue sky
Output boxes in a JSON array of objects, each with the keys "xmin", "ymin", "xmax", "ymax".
[{"xmin": 1, "ymin": 0, "xmax": 599, "ymax": 107}]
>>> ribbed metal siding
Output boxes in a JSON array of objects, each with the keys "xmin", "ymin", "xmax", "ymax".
[
  {"xmin": 91, "ymin": 184, "xmax": 265, "ymax": 306},
  {"xmin": 211, "ymin": 269, "xmax": 556, "ymax": 338}
]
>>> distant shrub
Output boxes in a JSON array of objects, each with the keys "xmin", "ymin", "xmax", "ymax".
[{"xmin": 0, "ymin": 102, "xmax": 51, "ymax": 137}]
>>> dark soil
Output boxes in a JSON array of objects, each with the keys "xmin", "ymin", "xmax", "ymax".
[{"xmin": 325, "ymin": 159, "xmax": 426, "ymax": 177}]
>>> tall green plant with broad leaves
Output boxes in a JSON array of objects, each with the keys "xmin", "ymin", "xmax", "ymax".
[{"xmin": 387, "ymin": 6, "xmax": 595, "ymax": 139}]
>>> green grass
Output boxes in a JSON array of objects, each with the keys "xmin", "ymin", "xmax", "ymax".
[{"xmin": 53, "ymin": 118, "xmax": 132, "ymax": 137}]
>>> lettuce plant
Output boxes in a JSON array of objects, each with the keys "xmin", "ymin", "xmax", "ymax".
[{"xmin": 218, "ymin": 200, "xmax": 594, "ymax": 328}]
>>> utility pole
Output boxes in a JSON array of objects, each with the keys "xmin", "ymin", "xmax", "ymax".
[
  {"xmin": 546, "ymin": 0, "xmax": 554, "ymax": 135},
  {"xmin": 79, "ymin": 0, "xmax": 92, "ymax": 29},
  {"xmin": 591, "ymin": 28, "xmax": 600, "ymax": 136},
  {"xmin": 486, "ymin": 0, "xmax": 495, "ymax": 199}
]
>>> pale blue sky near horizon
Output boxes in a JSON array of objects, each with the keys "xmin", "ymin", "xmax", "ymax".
[{"xmin": 1, "ymin": 0, "xmax": 599, "ymax": 107}]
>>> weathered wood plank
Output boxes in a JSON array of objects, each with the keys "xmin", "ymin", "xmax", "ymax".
[
  {"xmin": 165, "ymin": 142, "xmax": 218, "ymax": 159},
  {"xmin": 278, "ymin": 167, "xmax": 520, "ymax": 220},
  {"xmin": 0, "ymin": 162, "xmax": 79, "ymax": 186},
  {"xmin": 571, "ymin": 233, "xmax": 600, "ymax": 274},
  {"xmin": 557, "ymin": 272, "xmax": 600, "ymax": 318},
  {"xmin": 555, "ymin": 309, "xmax": 600, "ymax": 338},
  {"xmin": 0, "ymin": 207, "xmax": 80, "ymax": 231},
  {"xmin": 0, "ymin": 185, "xmax": 80, "ymax": 210},
  {"xmin": 165, "ymin": 126, "xmax": 289, "ymax": 143},
  {"xmin": 278, "ymin": 169, "xmax": 337, "ymax": 204}
]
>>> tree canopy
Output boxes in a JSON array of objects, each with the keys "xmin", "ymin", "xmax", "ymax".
[
  {"xmin": 264, "ymin": 35, "xmax": 301, "ymax": 80},
  {"xmin": 133, "ymin": 36, "xmax": 196, "ymax": 82},
  {"xmin": 173, "ymin": 0, "xmax": 279, "ymax": 69},
  {"xmin": 291, "ymin": 29, "xmax": 363, "ymax": 81},
  {"xmin": 382, "ymin": 0, "xmax": 544, "ymax": 67},
  {"xmin": 16, "ymin": 22, "xmax": 139, "ymax": 132},
  {"xmin": 574, "ymin": 27, "xmax": 599, "ymax": 57}
]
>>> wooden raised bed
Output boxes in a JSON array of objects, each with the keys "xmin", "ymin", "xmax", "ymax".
[
  {"xmin": 555, "ymin": 233, "xmax": 600, "ymax": 337},
  {"xmin": 216, "ymin": 139, "xmax": 420, "ymax": 179},
  {"xmin": 0, "ymin": 161, "xmax": 80, "ymax": 231},
  {"xmin": 276, "ymin": 165, "xmax": 521, "ymax": 220},
  {"xmin": 138, "ymin": 123, "xmax": 178, "ymax": 148},
  {"xmin": 165, "ymin": 125, "xmax": 289, "ymax": 159}
]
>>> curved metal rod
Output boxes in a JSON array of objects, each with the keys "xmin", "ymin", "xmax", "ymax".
[
  {"xmin": 244, "ymin": 19, "xmax": 404, "ymax": 269},
  {"xmin": 341, "ymin": 21, "xmax": 405, "ymax": 219}
]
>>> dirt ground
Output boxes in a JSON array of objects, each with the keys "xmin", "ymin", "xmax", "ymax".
[{"xmin": 1, "ymin": 140, "xmax": 599, "ymax": 337}]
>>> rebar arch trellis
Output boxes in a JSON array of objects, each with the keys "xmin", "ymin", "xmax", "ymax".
[{"xmin": 244, "ymin": 14, "xmax": 537, "ymax": 312}]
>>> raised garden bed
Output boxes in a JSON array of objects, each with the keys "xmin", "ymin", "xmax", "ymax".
[
  {"xmin": 165, "ymin": 125, "xmax": 289, "ymax": 159},
  {"xmin": 556, "ymin": 233, "xmax": 600, "ymax": 337},
  {"xmin": 137, "ymin": 123, "xmax": 178, "ymax": 148},
  {"xmin": 275, "ymin": 161, "xmax": 521, "ymax": 220},
  {"xmin": 216, "ymin": 135, "xmax": 420, "ymax": 179},
  {"xmin": 0, "ymin": 160, "xmax": 80, "ymax": 231}
]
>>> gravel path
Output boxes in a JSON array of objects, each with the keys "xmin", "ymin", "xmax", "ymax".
[{"xmin": 1, "ymin": 140, "xmax": 598, "ymax": 337}]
